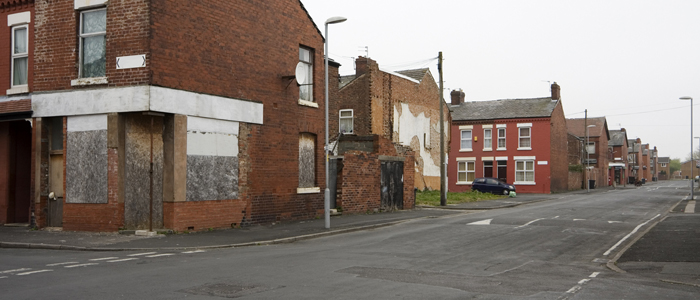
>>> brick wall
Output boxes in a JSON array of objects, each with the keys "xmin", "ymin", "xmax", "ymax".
[
  {"xmin": 549, "ymin": 101, "xmax": 569, "ymax": 192},
  {"xmin": 163, "ymin": 200, "xmax": 246, "ymax": 232},
  {"xmin": 34, "ymin": 0, "xmax": 150, "ymax": 91}
]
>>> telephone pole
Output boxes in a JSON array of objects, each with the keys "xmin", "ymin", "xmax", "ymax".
[{"xmin": 439, "ymin": 52, "xmax": 446, "ymax": 206}]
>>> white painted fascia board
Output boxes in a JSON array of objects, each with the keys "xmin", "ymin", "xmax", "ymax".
[
  {"xmin": 459, "ymin": 125, "xmax": 473, "ymax": 130},
  {"xmin": 150, "ymin": 86, "xmax": 263, "ymax": 125},
  {"xmin": 32, "ymin": 86, "xmax": 150, "ymax": 117},
  {"xmin": 514, "ymin": 156, "xmax": 536, "ymax": 160},
  {"xmin": 187, "ymin": 116, "xmax": 239, "ymax": 135},
  {"xmin": 8, "ymin": 11, "xmax": 31, "ymax": 26}
]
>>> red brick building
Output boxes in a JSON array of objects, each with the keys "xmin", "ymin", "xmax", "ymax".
[
  {"xmin": 608, "ymin": 129, "xmax": 629, "ymax": 186},
  {"xmin": 0, "ymin": 0, "xmax": 34, "ymax": 226},
  {"xmin": 448, "ymin": 83, "xmax": 568, "ymax": 194},
  {"xmin": 7, "ymin": 0, "xmax": 336, "ymax": 231},
  {"xmin": 329, "ymin": 57, "xmax": 446, "ymax": 191},
  {"xmin": 567, "ymin": 117, "xmax": 610, "ymax": 188},
  {"xmin": 627, "ymin": 138, "xmax": 643, "ymax": 183},
  {"xmin": 657, "ymin": 157, "xmax": 670, "ymax": 180}
]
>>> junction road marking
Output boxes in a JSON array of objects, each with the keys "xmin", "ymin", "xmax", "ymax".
[
  {"xmin": 573, "ymin": 219, "xmax": 586, "ymax": 221},
  {"xmin": 182, "ymin": 250, "xmax": 206, "ymax": 254},
  {"xmin": 0, "ymin": 268, "xmax": 31, "ymax": 274},
  {"xmin": 16, "ymin": 270, "xmax": 53, "ymax": 276},
  {"xmin": 604, "ymin": 214, "xmax": 660, "ymax": 256},
  {"xmin": 89, "ymin": 257, "xmax": 119, "ymax": 261},
  {"xmin": 106, "ymin": 258, "xmax": 139, "ymax": 263},
  {"xmin": 607, "ymin": 221, "xmax": 622, "ymax": 224},
  {"xmin": 46, "ymin": 262, "xmax": 79, "ymax": 267},
  {"xmin": 468, "ymin": 219, "xmax": 492, "ymax": 225},
  {"xmin": 64, "ymin": 263, "xmax": 99, "ymax": 268},
  {"xmin": 685, "ymin": 200, "xmax": 696, "ymax": 213},
  {"xmin": 127, "ymin": 252, "xmax": 157, "ymax": 257},
  {"xmin": 516, "ymin": 218, "xmax": 545, "ymax": 228},
  {"xmin": 145, "ymin": 254, "xmax": 175, "ymax": 258},
  {"xmin": 589, "ymin": 272, "xmax": 600, "ymax": 278}
]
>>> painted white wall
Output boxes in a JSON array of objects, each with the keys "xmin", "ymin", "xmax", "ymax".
[
  {"xmin": 33, "ymin": 86, "xmax": 264, "ymax": 125},
  {"xmin": 393, "ymin": 103, "xmax": 440, "ymax": 177},
  {"xmin": 67, "ymin": 114, "xmax": 108, "ymax": 132}
]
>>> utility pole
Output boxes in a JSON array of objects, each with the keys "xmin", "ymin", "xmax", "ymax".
[
  {"xmin": 584, "ymin": 109, "xmax": 587, "ymax": 192},
  {"xmin": 439, "ymin": 52, "xmax": 446, "ymax": 206}
]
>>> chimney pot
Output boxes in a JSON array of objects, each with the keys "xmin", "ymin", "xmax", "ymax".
[{"xmin": 551, "ymin": 82, "xmax": 561, "ymax": 100}]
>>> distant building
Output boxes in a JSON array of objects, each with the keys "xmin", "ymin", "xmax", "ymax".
[
  {"xmin": 657, "ymin": 157, "xmax": 670, "ymax": 180},
  {"xmin": 567, "ymin": 117, "xmax": 610, "ymax": 188}
]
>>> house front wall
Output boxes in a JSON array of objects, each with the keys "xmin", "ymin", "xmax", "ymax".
[{"xmin": 449, "ymin": 117, "xmax": 553, "ymax": 194}]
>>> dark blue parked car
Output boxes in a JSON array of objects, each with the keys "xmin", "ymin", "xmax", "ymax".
[{"xmin": 471, "ymin": 177, "xmax": 515, "ymax": 195}]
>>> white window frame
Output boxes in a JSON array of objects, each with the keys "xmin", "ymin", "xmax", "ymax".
[
  {"xmin": 497, "ymin": 125, "xmax": 506, "ymax": 150},
  {"xmin": 78, "ymin": 7, "xmax": 107, "ymax": 79},
  {"xmin": 456, "ymin": 157, "xmax": 476, "ymax": 185},
  {"xmin": 517, "ymin": 123, "xmax": 532, "ymax": 150},
  {"xmin": 339, "ymin": 109, "xmax": 353, "ymax": 134},
  {"xmin": 298, "ymin": 46, "xmax": 315, "ymax": 107},
  {"xmin": 460, "ymin": 130, "xmax": 472, "ymax": 152},
  {"xmin": 483, "ymin": 128, "xmax": 492, "ymax": 151},
  {"xmin": 514, "ymin": 156, "xmax": 536, "ymax": 185},
  {"xmin": 661, "ymin": 163, "xmax": 667, "ymax": 167},
  {"xmin": 10, "ymin": 24, "xmax": 29, "ymax": 90},
  {"xmin": 586, "ymin": 142, "xmax": 596, "ymax": 154}
]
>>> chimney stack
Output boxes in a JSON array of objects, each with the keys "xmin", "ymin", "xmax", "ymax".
[
  {"xmin": 451, "ymin": 89, "xmax": 465, "ymax": 105},
  {"xmin": 551, "ymin": 82, "xmax": 561, "ymax": 100},
  {"xmin": 355, "ymin": 56, "xmax": 375, "ymax": 76}
]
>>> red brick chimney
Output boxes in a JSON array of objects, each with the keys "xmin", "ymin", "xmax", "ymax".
[
  {"xmin": 621, "ymin": 128, "xmax": 626, "ymax": 132},
  {"xmin": 551, "ymin": 82, "xmax": 561, "ymax": 100},
  {"xmin": 355, "ymin": 56, "xmax": 376, "ymax": 76},
  {"xmin": 451, "ymin": 89, "xmax": 465, "ymax": 105}
]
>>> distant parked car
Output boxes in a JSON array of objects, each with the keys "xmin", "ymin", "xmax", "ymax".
[{"xmin": 471, "ymin": 177, "xmax": 516, "ymax": 195}]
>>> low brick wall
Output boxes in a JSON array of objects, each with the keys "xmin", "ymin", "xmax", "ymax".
[
  {"xmin": 568, "ymin": 171, "xmax": 583, "ymax": 190},
  {"xmin": 163, "ymin": 199, "xmax": 247, "ymax": 232}
]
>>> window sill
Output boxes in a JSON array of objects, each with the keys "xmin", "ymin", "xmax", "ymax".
[
  {"xmin": 297, "ymin": 187, "xmax": 320, "ymax": 194},
  {"xmin": 497, "ymin": 148, "xmax": 507, "ymax": 151},
  {"xmin": 517, "ymin": 147, "xmax": 532, "ymax": 151},
  {"xmin": 298, "ymin": 99, "xmax": 318, "ymax": 108},
  {"xmin": 456, "ymin": 182, "xmax": 473, "ymax": 185},
  {"xmin": 71, "ymin": 77, "xmax": 108, "ymax": 87},
  {"xmin": 6, "ymin": 86, "xmax": 29, "ymax": 95},
  {"xmin": 514, "ymin": 181, "xmax": 536, "ymax": 185},
  {"xmin": 459, "ymin": 149, "xmax": 473, "ymax": 153},
  {"xmin": 483, "ymin": 148, "xmax": 492, "ymax": 152}
]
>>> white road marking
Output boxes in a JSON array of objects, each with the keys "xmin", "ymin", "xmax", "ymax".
[
  {"xmin": 127, "ymin": 252, "xmax": 157, "ymax": 257},
  {"xmin": 604, "ymin": 214, "xmax": 661, "ymax": 256},
  {"xmin": 515, "ymin": 218, "xmax": 545, "ymax": 228},
  {"xmin": 608, "ymin": 221, "xmax": 622, "ymax": 224},
  {"xmin": 578, "ymin": 279, "xmax": 590, "ymax": 285},
  {"xmin": 106, "ymin": 258, "xmax": 139, "ymax": 263},
  {"xmin": 685, "ymin": 200, "xmax": 696, "ymax": 213},
  {"xmin": 0, "ymin": 268, "xmax": 31, "ymax": 274},
  {"xmin": 64, "ymin": 263, "xmax": 99, "ymax": 268},
  {"xmin": 553, "ymin": 216, "xmax": 560, "ymax": 219},
  {"xmin": 145, "ymin": 254, "xmax": 175, "ymax": 258},
  {"xmin": 16, "ymin": 270, "xmax": 53, "ymax": 276},
  {"xmin": 46, "ymin": 262, "xmax": 79, "ymax": 267},
  {"xmin": 0, "ymin": 276, "xmax": 7, "ymax": 279},
  {"xmin": 468, "ymin": 219, "xmax": 492, "ymax": 225},
  {"xmin": 182, "ymin": 250, "xmax": 206, "ymax": 254},
  {"xmin": 589, "ymin": 272, "xmax": 600, "ymax": 278},
  {"xmin": 566, "ymin": 285, "xmax": 582, "ymax": 293},
  {"xmin": 89, "ymin": 257, "xmax": 119, "ymax": 261},
  {"xmin": 573, "ymin": 219, "xmax": 586, "ymax": 221}
]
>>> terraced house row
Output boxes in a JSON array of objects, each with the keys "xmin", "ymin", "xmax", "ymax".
[{"xmin": 1, "ymin": 0, "xmax": 449, "ymax": 231}]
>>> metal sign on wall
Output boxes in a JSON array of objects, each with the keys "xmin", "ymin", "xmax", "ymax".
[{"xmin": 116, "ymin": 54, "xmax": 146, "ymax": 70}]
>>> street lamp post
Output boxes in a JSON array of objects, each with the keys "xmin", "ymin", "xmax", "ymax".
[
  {"xmin": 681, "ymin": 97, "xmax": 693, "ymax": 200},
  {"xmin": 587, "ymin": 124, "xmax": 596, "ymax": 193},
  {"xmin": 324, "ymin": 16, "xmax": 347, "ymax": 229}
]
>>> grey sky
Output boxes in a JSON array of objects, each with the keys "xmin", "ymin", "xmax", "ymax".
[{"xmin": 302, "ymin": 0, "xmax": 700, "ymax": 161}]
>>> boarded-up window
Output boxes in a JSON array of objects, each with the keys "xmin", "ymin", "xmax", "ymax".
[{"xmin": 299, "ymin": 133, "xmax": 316, "ymax": 188}]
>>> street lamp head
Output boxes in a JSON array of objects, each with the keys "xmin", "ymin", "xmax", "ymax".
[
  {"xmin": 680, "ymin": 96, "xmax": 693, "ymax": 101},
  {"xmin": 325, "ymin": 16, "xmax": 347, "ymax": 25}
]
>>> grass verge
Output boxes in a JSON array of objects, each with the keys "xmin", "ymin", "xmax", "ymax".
[{"xmin": 416, "ymin": 190, "xmax": 506, "ymax": 206}]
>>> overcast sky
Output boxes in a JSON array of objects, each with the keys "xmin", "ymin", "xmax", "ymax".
[{"xmin": 302, "ymin": 0, "xmax": 700, "ymax": 161}]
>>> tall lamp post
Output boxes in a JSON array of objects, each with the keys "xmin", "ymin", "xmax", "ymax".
[
  {"xmin": 586, "ymin": 124, "xmax": 596, "ymax": 192},
  {"xmin": 324, "ymin": 16, "xmax": 347, "ymax": 229},
  {"xmin": 681, "ymin": 97, "xmax": 693, "ymax": 200}
]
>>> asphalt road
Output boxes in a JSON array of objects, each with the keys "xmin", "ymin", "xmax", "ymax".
[{"xmin": 1, "ymin": 181, "xmax": 697, "ymax": 299}]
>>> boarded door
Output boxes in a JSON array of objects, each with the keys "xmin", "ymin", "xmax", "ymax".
[
  {"xmin": 380, "ymin": 161, "xmax": 403, "ymax": 211},
  {"xmin": 48, "ymin": 118, "xmax": 64, "ymax": 227}
]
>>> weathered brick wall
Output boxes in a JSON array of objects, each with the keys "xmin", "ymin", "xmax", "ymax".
[
  {"xmin": 33, "ymin": 0, "xmax": 150, "ymax": 91},
  {"xmin": 0, "ymin": 99, "xmax": 31, "ymax": 113},
  {"xmin": 568, "ymin": 171, "xmax": 582, "ymax": 190},
  {"xmin": 163, "ymin": 199, "xmax": 246, "ymax": 232},
  {"xmin": 549, "ymin": 101, "xmax": 569, "ymax": 192},
  {"xmin": 0, "ymin": 1, "xmax": 34, "ymax": 95},
  {"xmin": 567, "ymin": 133, "xmax": 583, "ymax": 165}
]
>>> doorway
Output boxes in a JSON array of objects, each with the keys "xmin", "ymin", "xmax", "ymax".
[
  {"xmin": 48, "ymin": 118, "xmax": 64, "ymax": 227},
  {"xmin": 380, "ymin": 161, "xmax": 404, "ymax": 211}
]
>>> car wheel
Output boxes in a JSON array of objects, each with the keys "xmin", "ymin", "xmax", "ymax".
[{"xmin": 502, "ymin": 189, "xmax": 509, "ymax": 195}]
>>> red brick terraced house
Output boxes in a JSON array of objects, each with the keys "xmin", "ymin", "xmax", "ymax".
[
  {"xmin": 627, "ymin": 138, "xmax": 643, "ymax": 184},
  {"xmin": 0, "ymin": 0, "xmax": 34, "ymax": 226},
  {"xmin": 448, "ymin": 83, "xmax": 568, "ymax": 194},
  {"xmin": 608, "ymin": 129, "xmax": 629, "ymax": 186},
  {"xmin": 22, "ymin": 0, "xmax": 333, "ymax": 232},
  {"xmin": 567, "ymin": 117, "xmax": 610, "ymax": 188},
  {"xmin": 657, "ymin": 157, "xmax": 670, "ymax": 180}
]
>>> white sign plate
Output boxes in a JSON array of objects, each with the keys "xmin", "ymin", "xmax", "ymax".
[
  {"xmin": 537, "ymin": 161, "xmax": 548, "ymax": 165},
  {"xmin": 116, "ymin": 55, "xmax": 146, "ymax": 70}
]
